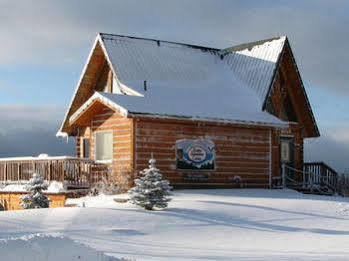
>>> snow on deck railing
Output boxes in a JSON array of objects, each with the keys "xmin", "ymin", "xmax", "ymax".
[
  {"xmin": 0, "ymin": 156, "xmax": 90, "ymax": 162},
  {"xmin": 0, "ymin": 156, "xmax": 109, "ymax": 189}
]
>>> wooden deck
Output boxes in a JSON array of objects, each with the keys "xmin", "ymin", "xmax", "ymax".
[{"xmin": 0, "ymin": 156, "xmax": 109, "ymax": 189}]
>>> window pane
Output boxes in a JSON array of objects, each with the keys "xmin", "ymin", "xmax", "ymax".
[
  {"xmin": 95, "ymin": 132, "xmax": 113, "ymax": 161},
  {"xmin": 281, "ymin": 142, "xmax": 290, "ymax": 163}
]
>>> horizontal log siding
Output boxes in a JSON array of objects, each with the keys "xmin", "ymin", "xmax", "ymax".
[
  {"xmin": 89, "ymin": 107, "xmax": 134, "ymax": 182},
  {"xmin": 134, "ymin": 118, "xmax": 272, "ymax": 188},
  {"xmin": 0, "ymin": 192, "xmax": 66, "ymax": 211}
]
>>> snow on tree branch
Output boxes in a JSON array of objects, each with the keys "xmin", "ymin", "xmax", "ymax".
[{"xmin": 128, "ymin": 158, "xmax": 172, "ymax": 210}]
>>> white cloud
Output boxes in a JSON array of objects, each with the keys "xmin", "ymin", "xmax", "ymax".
[
  {"xmin": 0, "ymin": 105, "xmax": 63, "ymax": 132},
  {"xmin": 305, "ymin": 130, "xmax": 349, "ymax": 173},
  {"xmin": 0, "ymin": 105, "xmax": 74, "ymax": 157},
  {"xmin": 1, "ymin": 0, "xmax": 349, "ymax": 97},
  {"xmin": 0, "ymin": 1, "xmax": 95, "ymax": 66},
  {"xmin": 328, "ymin": 128, "xmax": 349, "ymax": 143}
]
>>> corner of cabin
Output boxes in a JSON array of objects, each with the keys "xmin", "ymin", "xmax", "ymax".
[
  {"xmin": 264, "ymin": 38, "xmax": 320, "ymax": 181},
  {"xmin": 72, "ymin": 100, "xmax": 135, "ymax": 185}
]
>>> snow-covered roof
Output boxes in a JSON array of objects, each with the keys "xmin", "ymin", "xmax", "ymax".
[
  {"xmin": 102, "ymin": 34, "xmax": 285, "ymax": 102},
  {"xmin": 70, "ymin": 88, "xmax": 286, "ymax": 128},
  {"xmin": 59, "ymin": 33, "xmax": 288, "ymax": 135}
]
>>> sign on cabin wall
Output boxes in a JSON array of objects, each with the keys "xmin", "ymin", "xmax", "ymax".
[{"xmin": 176, "ymin": 139, "xmax": 215, "ymax": 170}]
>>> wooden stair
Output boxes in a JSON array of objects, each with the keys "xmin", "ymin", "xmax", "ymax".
[{"xmin": 281, "ymin": 162, "xmax": 338, "ymax": 196}]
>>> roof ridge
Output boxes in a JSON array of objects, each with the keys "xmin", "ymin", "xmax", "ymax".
[
  {"xmin": 99, "ymin": 32, "xmax": 220, "ymax": 53},
  {"xmin": 221, "ymin": 35, "xmax": 287, "ymax": 54}
]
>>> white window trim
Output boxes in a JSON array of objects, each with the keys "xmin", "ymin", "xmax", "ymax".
[{"xmin": 94, "ymin": 130, "xmax": 113, "ymax": 164}]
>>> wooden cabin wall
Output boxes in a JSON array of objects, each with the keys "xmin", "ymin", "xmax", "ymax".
[
  {"xmin": 134, "ymin": 117, "xmax": 273, "ymax": 188},
  {"xmin": 76, "ymin": 107, "xmax": 134, "ymax": 183},
  {"xmin": 270, "ymin": 123, "xmax": 304, "ymax": 182}
]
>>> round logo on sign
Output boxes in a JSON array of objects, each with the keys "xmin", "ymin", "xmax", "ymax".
[{"xmin": 187, "ymin": 145, "xmax": 207, "ymax": 163}]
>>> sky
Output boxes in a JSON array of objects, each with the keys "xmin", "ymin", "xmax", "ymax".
[{"xmin": 0, "ymin": 0, "xmax": 348, "ymax": 172}]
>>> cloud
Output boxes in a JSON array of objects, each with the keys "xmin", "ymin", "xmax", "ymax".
[
  {"xmin": 0, "ymin": 105, "xmax": 74, "ymax": 157},
  {"xmin": 305, "ymin": 132, "xmax": 349, "ymax": 174},
  {"xmin": 1, "ymin": 0, "xmax": 348, "ymax": 95},
  {"xmin": 328, "ymin": 128, "xmax": 349, "ymax": 144}
]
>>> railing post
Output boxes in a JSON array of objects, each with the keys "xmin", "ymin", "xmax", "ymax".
[
  {"xmin": 302, "ymin": 169, "xmax": 306, "ymax": 188},
  {"xmin": 4, "ymin": 163, "xmax": 7, "ymax": 182},
  {"xmin": 17, "ymin": 163, "xmax": 20, "ymax": 184},
  {"xmin": 282, "ymin": 163, "xmax": 286, "ymax": 188}
]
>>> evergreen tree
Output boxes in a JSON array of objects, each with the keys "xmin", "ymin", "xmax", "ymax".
[
  {"xmin": 128, "ymin": 158, "xmax": 172, "ymax": 210},
  {"xmin": 20, "ymin": 173, "xmax": 50, "ymax": 209}
]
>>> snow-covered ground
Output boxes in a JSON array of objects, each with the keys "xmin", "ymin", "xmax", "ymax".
[
  {"xmin": 0, "ymin": 189, "xmax": 349, "ymax": 260},
  {"xmin": 0, "ymin": 233, "xmax": 120, "ymax": 260},
  {"xmin": 0, "ymin": 181, "xmax": 66, "ymax": 193}
]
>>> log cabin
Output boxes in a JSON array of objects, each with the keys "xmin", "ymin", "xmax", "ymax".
[{"xmin": 57, "ymin": 33, "xmax": 320, "ymax": 189}]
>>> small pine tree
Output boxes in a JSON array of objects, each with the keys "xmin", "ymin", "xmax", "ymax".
[
  {"xmin": 128, "ymin": 158, "xmax": 172, "ymax": 210},
  {"xmin": 20, "ymin": 173, "xmax": 50, "ymax": 209}
]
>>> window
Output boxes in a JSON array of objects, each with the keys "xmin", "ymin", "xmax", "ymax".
[
  {"xmin": 82, "ymin": 138, "xmax": 90, "ymax": 158},
  {"xmin": 95, "ymin": 131, "xmax": 113, "ymax": 162},
  {"xmin": 280, "ymin": 141, "xmax": 290, "ymax": 163}
]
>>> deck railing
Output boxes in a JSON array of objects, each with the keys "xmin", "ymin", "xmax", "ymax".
[
  {"xmin": 280, "ymin": 162, "xmax": 338, "ymax": 194},
  {"xmin": 303, "ymin": 162, "xmax": 338, "ymax": 191},
  {"xmin": 0, "ymin": 156, "xmax": 110, "ymax": 189}
]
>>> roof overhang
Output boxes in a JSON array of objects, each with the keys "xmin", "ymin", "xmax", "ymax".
[
  {"xmin": 69, "ymin": 92, "xmax": 288, "ymax": 131},
  {"xmin": 284, "ymin": 39, "xmax": 320, "ymax": 138},
  {"xmin": 57, "ymin": 35, "xmax": 105, "ymax": 137},
  {"xmin": 262, "ymin": 38, "xmax": 320, "ymax": 138},
  {"xmin": 69, "ymin": 92, "xmax": 128, "ymax": 128}
]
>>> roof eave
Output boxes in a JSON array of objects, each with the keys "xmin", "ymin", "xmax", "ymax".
[
  {"xmin": 57, "ymin": 34, "xmax": 104, "ymax": 136},
  {"xmin": 69, "ymin": 92, "xmax": 129, "ymax": 127},
  {"xmin": 284, "ymin": 39, "xmax": 320, "ymax": 138},
  {"xmin": 128, "ymin": 112, "xmax": 288, "ymax": 129}
]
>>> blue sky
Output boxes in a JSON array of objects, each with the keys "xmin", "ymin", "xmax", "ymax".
[{"xmin": 0, "ymin": 0, "xmax": 348, "ymax": 172}]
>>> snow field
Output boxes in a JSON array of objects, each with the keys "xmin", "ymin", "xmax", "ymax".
[{"xmin": 0, "ymin": 189, "xmax": 348, "ymax": 260}]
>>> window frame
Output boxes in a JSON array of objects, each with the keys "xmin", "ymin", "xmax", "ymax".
[{"xmin": 94, "ymin": 130, "xmax": 113, "ymax": 163}]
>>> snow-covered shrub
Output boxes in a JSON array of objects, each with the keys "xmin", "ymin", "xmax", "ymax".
[
  {"xmin": 89, "ymin": 166, "xmax": 134, "ymax": 196},
  {"xmin": 89, "ymin": 177, "xmax": 117, "ymax": 196},
  {"xmin": 20, "ymin": 173, "xmax": 50, "ymax": 209},
  {"xmin": 114, "ymin": 169, "xmax": 134, "ymax": 193},
  {"xmin": 128, "ymin": 158, "xmax": 172, "ymax": 210},
  {"xmin": 89, "ymin": 172, "xmax": 133, "ymax": 196}
]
